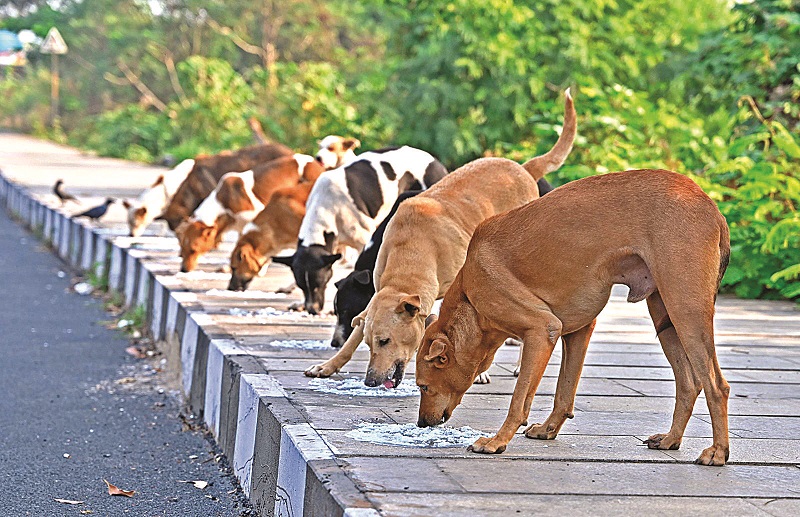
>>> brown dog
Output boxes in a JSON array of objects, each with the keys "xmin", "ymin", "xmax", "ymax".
[
  {"xmin": 176, "ymin": 155, "xmax": 321, "ymax": 272},
  {"xmin": 416, "ymin": 169, "xmax": 731, "ymax": 466},
  {"xmin": 162, "ymin": 142, "xmax": 293, "ymax": 232},
  {"xmin": 227, "ymin": 179, "xmax": 319, "ymax": 291},
  {"xmin": 305, "ymin": 90, "xmax": 576, "ymax": 387}
]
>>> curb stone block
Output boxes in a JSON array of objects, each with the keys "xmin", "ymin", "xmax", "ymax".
[
  {"xmin": 232, "ymin": 374, "xmax": 289, "ymax": 497},
  {"xmin": 204, "ymin": 339, "xmax": 245, "ymax": 436},
  {"xmin": 218, "ymin": 355, "xmax": 266, "ymax": 461},
  {"xmin": 80, "ymin": 225, "xmax": 95, "ymax": 271}
]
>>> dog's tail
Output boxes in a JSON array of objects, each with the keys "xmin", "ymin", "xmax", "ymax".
[
  {"xmin": 716, "ymin": 214, "xmax": 731, "ymax": 298},
  {"xmin": 521, "ymin": 89, "xmax": 577, "ymax": 181}
]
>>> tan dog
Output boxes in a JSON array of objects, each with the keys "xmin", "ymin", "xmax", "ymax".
[
  {"xmin": 227, "ymin": 178, "xmax": 320, "ymax": 291},
  {"xmin": 122, "ymin": 159, "xmax": 196, "ymax": 237},
  {"xmin": 416, "ymin": 169, "xmax": 731, "ymax": 466},
  {"xmin": 305, "ymin": 90, "xmax": 576, "ymax": 387},
  {"xmin": 162, "ymin": 142, "xmax": 293, "ymax": 232},
  {"xmin": 176, "ymin": 155, "xmax": 321, "ymax": 272}
]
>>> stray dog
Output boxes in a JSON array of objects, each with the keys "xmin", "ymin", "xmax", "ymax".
[
  {"xmin": 315, "ymin": 135, "xmax": 361, "ymax": 169},
  {"xmin": 331, "ymin": 178, "xmax": 553, "ymax": 349},
  {"xmin": 416, "ymin": 169, "xmax": 731, "ymax": 466},
  {"xmin": 176, "ymin": 155, "xmax": 321, "ymax": 272},
  {"xmin": 122, "ymin": 159, "xmax": 195, "ymax": 237},
  {"xmin": 330, "ymin": 190, "xmax": 423, "ymax": 347},
  {"xmin": 305, "ymin": 90, "xmax": 576, "ymax": 384},
  {"xmin": 227, "ymin": 178, "xmax": 319, "ymax": 291},
  {"xmin": 162, "ymin": 142, "xmax": 293, "ymax": 231},
  {"xmin": 273, "ymin": 146, "xmax": 448, "ymax": 314}
]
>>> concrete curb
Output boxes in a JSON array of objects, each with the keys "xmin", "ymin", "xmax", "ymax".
[{"xmin": 0, "ymin": 173, "xmax": 380, "ymax": 516}]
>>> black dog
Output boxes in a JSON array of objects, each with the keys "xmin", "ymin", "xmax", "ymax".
[{"xmin": 328, "ymin": 177, "xmax": 553, "ymax": 348}]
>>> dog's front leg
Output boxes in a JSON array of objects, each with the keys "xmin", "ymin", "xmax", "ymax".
[
  {"xmin": 524, "ymin": 320, "xmax": 594, "ymax": 440},
  {"xmin": 304, "ymin": 322, "xmax": 364, "ymax": 377},
  {"xmin": 469, "ymin": 317, "xmax": 561, "ymax": 454}
]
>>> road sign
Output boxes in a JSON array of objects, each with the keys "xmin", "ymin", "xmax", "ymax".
[{"xmin": 41, "ymin": 27, "xmax": 67, "ymax": 55}]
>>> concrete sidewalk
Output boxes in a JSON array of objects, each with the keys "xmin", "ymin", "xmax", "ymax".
[{"xmin": 2, "ymin": 133, "xmax": 800, "ymax": 516}]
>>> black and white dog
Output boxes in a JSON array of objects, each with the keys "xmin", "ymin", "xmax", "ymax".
[
  {"xmin": 329, "ymin": 177, "xmax": 554, "ymax": 347},
  {"xmin": 272, "ymin": 146, "xmax": 447, "ymax": 314}
]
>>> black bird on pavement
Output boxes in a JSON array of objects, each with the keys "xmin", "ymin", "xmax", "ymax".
[
  {"xmin": 75, "ymin": 198, "xmax": 115, "ymax": 221},
  {"xmin": 53, "ymin": 179, "xmax": 79, "ymax": 205}
]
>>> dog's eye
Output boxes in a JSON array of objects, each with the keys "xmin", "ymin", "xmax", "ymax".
[
  {"xmin": 418, "ymin": 385, "xmax": 428, "ymax": 393},
  {"xmin": 327, "ymin": 146, "xmax": 335, "ymax": 151},
  {"xmin": 378, "ymin": 338, "xmax": 390, "ymax": 347}
]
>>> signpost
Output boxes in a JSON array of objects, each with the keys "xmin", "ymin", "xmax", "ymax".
[{"xmin": 40, "ymin": 27, "xmax": 68, "ymax": 129}]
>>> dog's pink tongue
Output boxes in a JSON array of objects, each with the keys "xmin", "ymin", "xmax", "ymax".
[{"xmin": 383, "ymin": 380, "xmax": 395, "ymax": 389}]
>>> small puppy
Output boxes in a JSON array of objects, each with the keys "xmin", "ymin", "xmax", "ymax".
[{"xmin": 416, "ymin": 169, "xmax": 731, "ymax": 466}]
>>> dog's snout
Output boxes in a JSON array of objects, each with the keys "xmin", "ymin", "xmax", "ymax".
[
  {"xmin": 364, "ymin": 374, "xmax": 380, "ymax": 388},
  {"xmin": 180, "ymin": 266, "xmax": 189, "ymax": 273},
  {"xmin": 417, "ymin": 417, "xmax": 431, "ymax": 428}
]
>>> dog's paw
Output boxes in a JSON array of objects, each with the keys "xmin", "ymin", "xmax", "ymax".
[
  {"xmin": 467, "ymin": 436, "xmax": 507, "ymax": 455},
  {"xmin": 473, "ymin": 372, "xmax": 491, "ymax": 384},
  {"xmin": 216, "ymin": 265, "xmax": 232, "ymax": 274},
  {"xmin": 643, "ymin": 433, "xmax": 681, "ymax": 450},
  {"xmin": 504, "ymin": 337, "xmax": 523, "ymax": 347},
  {"xmin": 304, "ymin": 362, "xmax": 338, "ymax": 378},
  {"xmin": 524, "ymin": 422, "xmax": 559, "ymax": 440},
  {"xmin": 695, "ymin": 445, "xmax": 728, "ymax": 466},
  {"xmin": 287, "ymin": 302, "xmax": 304, "ymax": 312}
]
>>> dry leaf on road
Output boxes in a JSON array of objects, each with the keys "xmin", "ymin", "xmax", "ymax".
[
  {"xmin": 54, "ymin": 498, "xmax": 84, "ymax": 505},
  {"xmin": 103, "ymin": 479, "xmax": 135, "ymax": 497},
  {"xmin": 177, "ymin": 480, "xmax": 208, "ymax": 490}
]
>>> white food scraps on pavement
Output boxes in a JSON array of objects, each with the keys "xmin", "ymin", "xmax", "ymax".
[
  {"xmin": 205, "ymin": 289, "xmax": 286, "ymax": 299},
  {"xmin": 308, "ymin": 377, "xmax": 416, "ymax": 397},
  {"xmin": 228, "ymin": 306, "xmax": 319, "ymax": 319},
  {"xmin": 346, "ymin": 423, "xmax": 487, "ymax": 448},
  {"xmin": 269, "ymin": 339, "xmax": 331, "ymax": 350}
]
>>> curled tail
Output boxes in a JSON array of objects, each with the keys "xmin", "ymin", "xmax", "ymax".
[{"xmin": 522, "ymin": 89, "xmax": 577, "ymax": 180}]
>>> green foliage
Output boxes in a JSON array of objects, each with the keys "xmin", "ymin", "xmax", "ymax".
[
  {"xmin": 0, "ymin": 0, "xmax": 798, "ymax": 301},
  {"xmin": 692, "ymin": 119, "xmax": 800, "ymax": 299}
]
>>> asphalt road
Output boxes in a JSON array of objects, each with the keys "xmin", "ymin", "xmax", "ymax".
[{"xmin": 0, "ymin": 209, "xmax": 250, "ymax": 516}]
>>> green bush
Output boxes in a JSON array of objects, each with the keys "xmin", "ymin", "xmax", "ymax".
[{"xmin": 692, "ymin": 118, "xmax": 800, "ymax": 299}]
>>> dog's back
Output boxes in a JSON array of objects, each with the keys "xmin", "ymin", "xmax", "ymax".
[{"xmin": 163, "ymin": 143, "xmax": 293, "ymax": 231}]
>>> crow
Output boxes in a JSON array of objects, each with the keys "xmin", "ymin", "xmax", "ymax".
[
  {"xmin": 53, "ymin": 179, "xmax": 79, "ymax": 205},
  {"xmin": 75, "ymin": 198, "xmax": 115, "ymax": 221}
]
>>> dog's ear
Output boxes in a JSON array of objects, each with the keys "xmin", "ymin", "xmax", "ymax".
[
  {"xmin": 395, "ymin": 294, "xmax": 422, "ymax": 317},
  {"xmin": 343, "ymin": 138, "xmax": 361, "ymax": 150},
  {"xmin": 323, "ymin": 231, "xmax": 337, "ymax": 252},
  {"xmin": 200, "ymin": 225, "xmax": 215, "ymax": 239},
  {"xmin": 121, "ymin": 200, "xmax": 132, "ymax": 210},
  {"xmin": 151, "ymin": 175, "xmax": 165, "ymax": 188},
  {"xmin": 320, "ymin": 253, "xmax": 342, "ymax": 267},
  {"xmin": 425, "ymin": 313, "xmax": 438, "ymax": 328},
  {"xmin": 424, "ymin": 339, "xmax": 449, "ymax": 366},
  {"xmin": 135, "ymin": 207, "xmax": 147, "ymax": 217},
  {"xmin": 351, "ymin": 309, "xmax": 367, "ymax": 329},
  {"xmin": 353, "ymin": 269, "xmax": 371, "ymax": 285},
  {"xmin": 272, "ymin": 254, "xmax": 295, "ymax": 267}
]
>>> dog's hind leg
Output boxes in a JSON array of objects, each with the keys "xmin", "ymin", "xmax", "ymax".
[
  {"xmin": 658, "ymin": 278, "xmax": 730, "ymax": 466},
  {"xmin": 643, "ymin": 291, "xmax": 701, "ymax": 451},
  {"xmin": 524, "ymin": 320, "xmax": 594, "ymax": 440}
]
